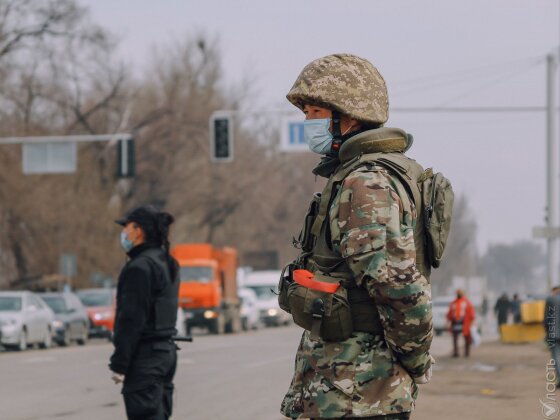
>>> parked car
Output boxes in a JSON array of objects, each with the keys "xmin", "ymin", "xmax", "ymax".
[
  {"xmin": 76, "ymin": 288, "xmax": 116, "ymax": 340},
  {"xmin": 243, "ymin": 270, "xmax": 291, "ymax": 327},
  {"xmin": 432, "ymin": 295, "xmax": 455, "ymax": 336},
  {"xmin": 239, "ymin": 287, "xmax": 260, "ymax": 331},
  {"xmin": 0, "ymin": 291, "xmax": 54, "ymax": 351},
  {"xmin": 39, "ymin": 292, "xmax": 89, "ymax": 346}
]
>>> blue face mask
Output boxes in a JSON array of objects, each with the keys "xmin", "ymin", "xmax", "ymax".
[
  {"xmin": 303, "ymin": 118, "xmax": 333, "ymax": 155},
  {"xmin": 120, "ymin": 231, "xmax": 134, "ymax": 252}
]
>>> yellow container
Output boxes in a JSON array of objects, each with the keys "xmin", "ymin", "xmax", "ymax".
[
  {"xmin": 520, "ymin": 300, "xmax": 545, "ymax": 323},
  {"xmin": 500, "ymin": 323, "xmax": 545, "ymax": 343}
]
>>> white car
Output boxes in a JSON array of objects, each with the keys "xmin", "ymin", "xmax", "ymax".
[
  {"xmin": 432, "ymin": 295, "xmax": 455, "ymax": 336},
  {"xmin": 0, "ymin": 291, "xmax": 55, "ymax": 351},
  {"xmin": 243, "ymin": 270, "xmax": 291, "ymax": 327},
  {"xmin": 239, "ymin": 288, "xmax": 260, "ymax": 330}
]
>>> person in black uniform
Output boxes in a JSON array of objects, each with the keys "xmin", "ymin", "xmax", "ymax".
[{"xmin": 110, "ymin": 205, "xmax": 180, "ymax": 420}]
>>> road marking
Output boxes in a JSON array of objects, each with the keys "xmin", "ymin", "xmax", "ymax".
[{"xmin": 244, "ymin": 355, "xmax": 293, "ymax": 369}]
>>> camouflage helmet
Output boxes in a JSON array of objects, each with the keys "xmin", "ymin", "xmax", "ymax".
[{"xmin": 286, "ymin": 53, "xmax": 388, "ymax": 125}]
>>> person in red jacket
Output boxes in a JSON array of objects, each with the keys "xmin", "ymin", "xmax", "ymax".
[{"xmin": 446, "ymin": 289, "xmax": 476, "ymax": 357}]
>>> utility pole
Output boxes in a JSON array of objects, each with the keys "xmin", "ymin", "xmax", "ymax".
[{"xmin": 546, "ymin": 53, "xmax": 559, "ymax": 290}]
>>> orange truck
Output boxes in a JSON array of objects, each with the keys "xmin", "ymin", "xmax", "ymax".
[{"xmin": 171, "ymin": 243, "xmax": 241, "ymax": 334}]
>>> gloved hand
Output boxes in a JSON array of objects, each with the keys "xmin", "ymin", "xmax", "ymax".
[
  {"xmin": 413, "ymin": 355, "xmax": 436, "ymax": 385},
  {"xmin": 111, "ymin": 371, "xmax": 125, "ymax": 385}
]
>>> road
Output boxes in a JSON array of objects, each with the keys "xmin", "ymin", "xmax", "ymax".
[{"xmin": 0, "ymin": 325, "xmax": 455, "ymax": 420}]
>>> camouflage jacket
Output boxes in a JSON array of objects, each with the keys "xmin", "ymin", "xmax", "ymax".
[{"xmin": 281, "ymin": 129, "xmax": 433, "ymax": 419}]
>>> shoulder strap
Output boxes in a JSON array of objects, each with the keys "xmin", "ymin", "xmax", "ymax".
[
  {"xmin": 374, "ymin": 154, "xmax": 424, "ymax": 209},
  {"xmin": 310, "ymin": 153, "xmax": 383, "ymax": 237}
]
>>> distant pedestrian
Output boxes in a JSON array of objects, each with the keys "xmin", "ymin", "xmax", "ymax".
[
  {"xmin": 481, "ymin": 295, "xmax": 489, "ymax": 317},
  {"xmin": 494, "ymin": 293, "xmax": 510, "ymax": 329},
  {"xmin": 545, "ymin": 286, "xmax": 560, "ymax": 387},
  {"xmin": 109, "ymin": 205, "xmax": 180, "ymax": 420},
  {"xmin": 447, "ymin": 289, "xmax": 476, "ymax": 357},
  {"xmin": 510, "ymin": 293, "xmax": 522, "ymax": 324}
]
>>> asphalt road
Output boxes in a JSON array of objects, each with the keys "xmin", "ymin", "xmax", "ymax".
[{"xmin": 0, "ymin": 325, "xmax": 456, "ymax": 420}]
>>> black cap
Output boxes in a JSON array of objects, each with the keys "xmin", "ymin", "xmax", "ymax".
[{"xmin": 115, "ymin": 206, "xmax": 159, "ymax": 231}]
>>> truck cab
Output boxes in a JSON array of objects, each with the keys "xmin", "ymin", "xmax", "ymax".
[{"xmin": 172, "ymin": 244, "xmax": 241, "ymax": 334}]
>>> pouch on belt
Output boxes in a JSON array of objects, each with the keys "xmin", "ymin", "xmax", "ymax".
[{"xmin": 286, "ymin": 269, "xmax": 353, "ymax": 342}]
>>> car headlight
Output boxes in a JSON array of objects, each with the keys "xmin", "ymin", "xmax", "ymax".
[
  {"xmin": 0, "ymin": 319, "xmax": 17, "ymax": 326},
  {"xmin": 52, "ymin": 320, "xmax": 64, "ymax": 329},
  {"xmin": 267, "ymin": 308, "xmax": 278, "ymax": 317},
  {"xmin": 203, "ymin": 310, "xmax": 218, "ymax": 319},
  {"xmin": 93, "ymin": 311, "xmax": 112, "ymax": 321}
]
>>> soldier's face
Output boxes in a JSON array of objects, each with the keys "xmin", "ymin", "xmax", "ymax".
[
  {"xmin": 303, "ymin": 104, "xmax": 331, "ymax": 121},
  {"xmin": 302, "ymin": 104, "xmax": 360, "ymax": 135}
]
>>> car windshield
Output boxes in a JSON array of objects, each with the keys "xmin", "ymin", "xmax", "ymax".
[
  {"xmin": 247, "ymin": 286, "xmax": 276, "ymax": 300},
  {"xmin": 180, "ymin": 267, "xmax": 213, "ymax": 283},
  {"xmin": 0, "ymin": 297, "xmax": 22, "ymax": 311},
  {"xmin": 42, "ymin": 297, "xmax": 67, "ymax": 314},
  {"xmin": 77, "ymin": 291, "xmax": 112, "ymax": 307}
]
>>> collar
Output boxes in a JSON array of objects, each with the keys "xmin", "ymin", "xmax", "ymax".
[
  {"xmin": 338, "ymin": 127, "xmax": 411, "ymax": 164},
  {"xmin": 312, "ymin": 155, "xmax": 341, "ymax": 178},
  {"xmin": 127, "ymin": 242, "xmax": 160, "ymax": 259}
]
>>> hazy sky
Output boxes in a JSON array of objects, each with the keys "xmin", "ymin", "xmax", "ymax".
[{"xmin": 82, "ymin": 0, "xmax": 559, "ymax": 254}]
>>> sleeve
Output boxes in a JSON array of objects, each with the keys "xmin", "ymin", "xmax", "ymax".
[
  {"xmin": 333, "ymin": 168, "xmax": 433, "ymax": 378},
  {"xmin": 467, "ymin": 301, "xmax": 476, "ymax": 322},
  {"xmin": 109, "ymin": 262, "xmax": 152, "ymax": 374}
]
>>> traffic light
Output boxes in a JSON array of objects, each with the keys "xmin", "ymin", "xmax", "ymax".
[
  {"xmin": 117, "ymin": 137, "xmax": 135, "ymax": 178},
  {"xmin": 210, "ymin": 113, "xmax": 233, "ymax": 162}
]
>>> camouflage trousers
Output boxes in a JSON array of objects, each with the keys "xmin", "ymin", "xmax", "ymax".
[{"xmin": 310, "ymin": 412, "xmax": 411, "ymax": 420}]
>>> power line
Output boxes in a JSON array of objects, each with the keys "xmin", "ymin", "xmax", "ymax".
[
  {"xmin": 391, "ymin": 56, "xmax": 545, "ymax": 97},
  {"xmin": 436, "ymin": 60, "xmax": 545, "ymax": 107},
  {"xmin": 392, "ymin": 54, "xmax": 545, "ymax": 87},
  {"xmin": 391, "ymin": 106, "xmax": 552, "ymax": 113}
]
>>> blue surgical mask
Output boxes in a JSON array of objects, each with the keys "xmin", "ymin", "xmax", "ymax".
[
  {"xmin": 303, "ymin": 118, "xmax": 333, "ymax": 155},
  {"xmin": 120, "ymin": 231, "xmax": 134, "ymax": 252}
]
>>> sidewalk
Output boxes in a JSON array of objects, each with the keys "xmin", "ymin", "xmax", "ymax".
[{"xmin": 413, "ymin": 337, "xmax": 552, "ymax": 420}]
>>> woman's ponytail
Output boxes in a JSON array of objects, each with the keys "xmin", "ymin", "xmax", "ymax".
[{"xmin": 156, "ymin": 211, "xmax": 178, "ymax": 282}]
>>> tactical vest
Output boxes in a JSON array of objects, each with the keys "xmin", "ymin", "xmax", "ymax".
[
  {"xmin": 279, "ymin": 128, "xmax": 453, "ymax": 341},
  {"xmin": 140, "ymin": 248, "xmax": 180, "ymax": 338}
]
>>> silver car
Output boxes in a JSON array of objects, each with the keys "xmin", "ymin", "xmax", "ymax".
[
  {"xmin": 0, "ymin": 291, "xmax": 55, "ymax": 351},
  {"xmin": 39, "ymin": 292, "xmax": 89, "ymax": 346}
]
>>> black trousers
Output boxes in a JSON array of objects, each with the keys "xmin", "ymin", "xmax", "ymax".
[
  {"xmin": 452, "ymin": 331, "xmax": 471, "ymax": 357},
  {"xmin": 122, "ymin": 340, "xmax": 178, "ymax": 420}
]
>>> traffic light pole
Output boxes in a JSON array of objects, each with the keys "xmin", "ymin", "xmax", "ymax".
[{"xmin": 546, "ymin": 54, "xmax": 560, "ymax": 290}]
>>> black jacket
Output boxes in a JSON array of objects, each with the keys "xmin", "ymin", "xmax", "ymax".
[{"xmin": 109, "ymin": 243, "xmax": 179, "ymax": 374}]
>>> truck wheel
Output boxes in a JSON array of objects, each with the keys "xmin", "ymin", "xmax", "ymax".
[{"xmin": 209, "ymin": 315, "xmax": 225, "ymax": 335}]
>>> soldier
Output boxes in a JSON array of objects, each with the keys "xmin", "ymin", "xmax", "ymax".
[
  {"xmin": 280, "ymin": 54, "xmax": 436, "ymax": 420},
  {"xmin": 110, "ymin": 205, "xmax": 180, "ymax": 420}
]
